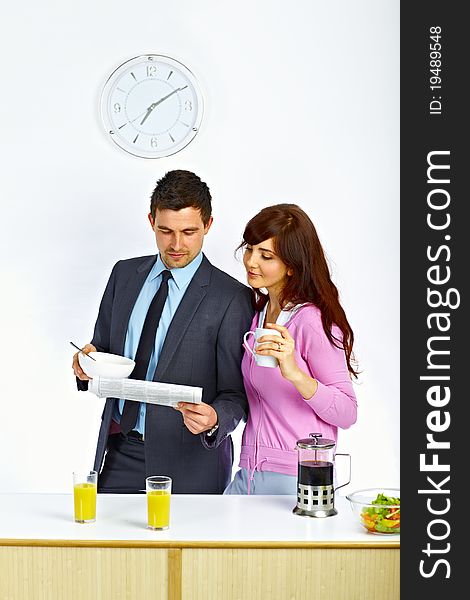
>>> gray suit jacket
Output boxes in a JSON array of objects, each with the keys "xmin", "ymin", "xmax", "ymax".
[{"xmin": 83, "ymin": 254, "xmax": 254, "ymax": 493}]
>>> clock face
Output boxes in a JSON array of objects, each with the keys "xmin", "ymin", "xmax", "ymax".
[{"xmin": 100, "ymin": 54, "xmax": 204, "ymax": 159}]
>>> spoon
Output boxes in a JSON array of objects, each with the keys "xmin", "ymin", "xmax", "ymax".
[{"xmin": 70, "ymin": 341, "xmax": 97, "ymax": 361}]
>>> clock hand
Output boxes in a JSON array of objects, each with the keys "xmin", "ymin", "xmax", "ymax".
[
  {"xmin": 140, "ymin": 86, "xmax": 187, "ymax": 125},
  {"xmin": 127, "ymin": 97, "xmax": 170, "ymax": 127},
  {"xmin": 152, "ymin": 86, "xmax": 187, "ymax": 108},
  {"xmin": 129, "ymin": 107, "xmax": 154, "ymax": 124},
  {"xmin": 137, "ymin": 104, "xmax": 156, "ymax": 125}
]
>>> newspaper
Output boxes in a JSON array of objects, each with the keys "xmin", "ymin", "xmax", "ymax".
[{"xmin": 88, "ymin": 376, "xmax": 202, "ymax": 407}]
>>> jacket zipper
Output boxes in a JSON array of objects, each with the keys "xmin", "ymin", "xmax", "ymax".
[{"xmin": 249, "ymin": 352, "xmax": 263, "ymax": 474}]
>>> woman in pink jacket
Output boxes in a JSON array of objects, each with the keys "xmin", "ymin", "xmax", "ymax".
[{"xmin": 224, "ymin": 204, "xmax": 359, "ymax": 495}]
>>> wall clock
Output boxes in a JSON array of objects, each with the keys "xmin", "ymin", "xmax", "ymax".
[{"xmin": 100, "ymin": 54, "xmax": 204, "ymax": 159}]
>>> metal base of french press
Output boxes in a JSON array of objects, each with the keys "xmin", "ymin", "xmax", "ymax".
[{"xmin": 292, "ymin": 505, "xmax": 338, "ymax": 518}]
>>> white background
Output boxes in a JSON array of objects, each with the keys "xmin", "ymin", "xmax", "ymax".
[{"xmin": 0, "ymin": 0, "xmax": 399, "ymax": 494}]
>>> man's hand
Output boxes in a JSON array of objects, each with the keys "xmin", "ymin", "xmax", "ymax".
[
  {"xmin": 72, "ymin": 343, "xmax": 97, "ymax": 380},
  {"xmin": 175, "ymin": 401, "xmax": 218, "ymax": 435}
]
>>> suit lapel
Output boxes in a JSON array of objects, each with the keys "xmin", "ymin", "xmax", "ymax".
[
  {"xmin": 113, "ymin": 256, "xmax": 157, "ymax": 353},
  {"xmin": 154, "ymin": 256, "xmax": 212, "ymax": 379}
]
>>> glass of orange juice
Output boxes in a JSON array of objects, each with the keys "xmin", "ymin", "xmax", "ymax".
[
  {"xmin": 73, "ymin": 470, "xmax": 98, "ymax": 523},
  {"xmin": 146, "ymin": 476, "xmax": 172, "ymax": 530}
]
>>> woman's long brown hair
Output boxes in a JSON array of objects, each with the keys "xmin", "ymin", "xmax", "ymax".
[{"xmin": 238, "ymin": 203, "xmax": 359, "ymax": 378}]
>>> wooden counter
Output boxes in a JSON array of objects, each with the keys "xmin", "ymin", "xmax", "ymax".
[{"xmin": 0, "ymin": 493, "xmax": 399, "ymax": 599}]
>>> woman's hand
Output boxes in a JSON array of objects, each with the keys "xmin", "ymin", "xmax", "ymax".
[
  {"xmin": 256, "ymin": 323, "xmax": 318, "ymax": 399},
  {"xmin": 256, "ymin": 323, "xmax": 299, "ymax": 381}
]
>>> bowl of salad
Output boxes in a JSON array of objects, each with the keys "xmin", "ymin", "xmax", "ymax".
[{"xmin": 346, "ymin": 488, "xmax": 400, "ymax": 534}]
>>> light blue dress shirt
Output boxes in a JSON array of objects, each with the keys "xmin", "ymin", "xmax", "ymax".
[{"xmin": 112, "ymin": 252, "xmax": 203, "ymax": 433}]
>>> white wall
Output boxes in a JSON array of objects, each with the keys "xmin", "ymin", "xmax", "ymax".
[{"xmin": 0, "ymin": 0, "xmax": 399, "ymax": 494}]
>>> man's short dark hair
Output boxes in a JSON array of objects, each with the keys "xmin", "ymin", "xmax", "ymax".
[{"xmin": 150, "ymin": 170, "xmax": 212, "ymax": 225}]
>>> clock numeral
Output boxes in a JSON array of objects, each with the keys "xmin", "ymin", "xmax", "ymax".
[
  {"xmin": 147, "ymin": 66, "xmax": 157, "ymax": 77},
  {"xmin": 150, "ymin": 137, "xmax": 158, "ymax": 148},
  {"xmin": 113, "ymin": 103, "xmax": 121, "ymax": 113},
  {"xmin": 184, "ymin": 100, "xmax": 193, "ymax": 112}
]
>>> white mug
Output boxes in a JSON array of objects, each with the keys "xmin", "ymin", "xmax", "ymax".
[{"xmin": 243, "ymin": 327, "xmax": 282, "ymax": 368}]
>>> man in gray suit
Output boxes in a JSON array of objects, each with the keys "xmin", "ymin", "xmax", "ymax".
[{"xmin": 72, "ymin": 170, "xmax": 254, "ymax": 493}]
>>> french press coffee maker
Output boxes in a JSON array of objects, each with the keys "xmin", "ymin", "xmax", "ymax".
[{"xmin": 293, "ymin": 433, "xmax": 351, "ymax": 518}]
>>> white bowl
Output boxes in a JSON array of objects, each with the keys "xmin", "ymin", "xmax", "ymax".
[{"xmin": 78, "ymin": 351, "xmax": 135, "ymax": 379}]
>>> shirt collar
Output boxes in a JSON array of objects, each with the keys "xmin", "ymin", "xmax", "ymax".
[
  {"xmin": 149, "ymin": 252, "xmax": 204, "ymax": 290},
  {"xmin": 260, "ymin": 301, "xmax": 306, "ymax": 326}
]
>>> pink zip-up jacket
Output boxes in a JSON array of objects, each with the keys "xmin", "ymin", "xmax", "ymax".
[{"xmin": 239, "ymin": 305, "xmax": 358, "ymax": 477}]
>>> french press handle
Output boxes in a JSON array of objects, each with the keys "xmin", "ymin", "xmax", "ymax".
[{"xmin": 333, "ymin": 453, "xmax": 351, "ymax": 492}]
